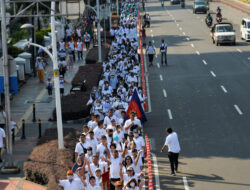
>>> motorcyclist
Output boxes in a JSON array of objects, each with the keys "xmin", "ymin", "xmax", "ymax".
[
  {"xmin": 180, "ymin": 0, "xmax": 185, "ymax": 8},
  {"xmin": 216, "ymin": 6, "xmax": 221, "ymax": 15},
  {"xmin": 206, "ymin": 13, "xmax": 213, "ymax": 26}
]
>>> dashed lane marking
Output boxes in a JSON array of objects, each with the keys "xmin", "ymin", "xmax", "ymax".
[
  {"xmin": 186, "ymin": 37, "xmax": 190, "ymax": 41},
  {"xmin": 167, "ymin": 109, "xmax": 173, "ymax": 120},
  {"xmin": 221, "ymin": 85, "xmax": 228, "ymax": 93},
  {"xmin": 234, "ymin": 105, "xmax": 243, "ymax": 115},
  {"xmin": 191, "ymin": 43, "xmax": 194, "ymax": 48},
  {"xmin": 183, "ymin": 177, "xmax": 190, "ymax": 190},
  {"xmin": 183, "ymin": 32, "xmax": 186, "ymax": 35},
  {"xmin": 163, "ymin": 89, "xmax": 167, "ymax": 97},
  {"xmin": 157, "ymin": 63, "xmax": 160, "ymax": 68},
  {"xmin": 159, "ymin": 74, "xmax": 163, "ymax": 81},
  {"xmin": 210, "ymin": 71, "xmax": 216, "ymax": 77},
  {"xmin": 237, "ymin": 49, "xmax": 242, "ymax": 53},
  {"xmin": 202, "ymin": 59, "xmax": 207, "ymax": 65},
  {"xmin": 196, "ymin": 50, "xmax": 200, "ymax": 55}
]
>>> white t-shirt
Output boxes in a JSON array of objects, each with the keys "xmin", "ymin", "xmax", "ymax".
[
  {"xmin": 0, "ymin": 128, "xmax": 6, "ymax": 148},
  {"xmin": 86, "ymin": 138, "xmax": 98, "ymax": 155},
  {"xmin": 124, "ymin": 119, "xmax": 142, "ymax": 134},
  {"xmin": 164, "ymin": 132, "xmax": 181, "ymax": 153},
  {"xmin": 123, "ymin": 174, "xmax": 138, "ymax": 186},
  {"xmin": 86, "ymin": 183, "xmax": 102, "ymax": 190},
  {"xmin": 133, "ymin": 137, "xmax": 145, "ymax": 151},
  {"xmin": 96, "ymin": 143, "xmax": 108, "ymax": 158},
  {"xmin": 75, "ymin": 141, "xmax": 90, "ymax": 155},
  {"xmin": 59, "ymin": 179, "xmax": 84, "ymax": 190},
  {"xmin": 109, "ymin": 155, "xmax": 122, "ymax": 178},
  {"xmin": 93, "ymin": 127, "xmax": 106, "ymax": 142},
  {"xmin": 77, "ymin": 42, "xmax": 83, "ymax": 51},
  {"xmin": 146, "ymin": 45, "xmax": 155, "ymax": 55}
]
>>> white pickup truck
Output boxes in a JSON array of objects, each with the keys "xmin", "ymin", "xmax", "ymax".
[
  {"xmin": 240, "ymin": 18, "xmax": 250, "ymax": 41},
  {"xmin": 211, "ymin": 23, "xmax": 236, "ymax": 46}
]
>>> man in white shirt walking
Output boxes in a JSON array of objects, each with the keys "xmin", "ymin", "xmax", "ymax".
[
  {"xmin": 146, "ymin": 41, "xmax": 156, "ymax": 67},
  {"xmin": 160, "ymin": 128, "xmax": 180, "ymax": 176},
  {"xmin": 160, "ymin": 39, "xmax": 167, "ymax": 66}
]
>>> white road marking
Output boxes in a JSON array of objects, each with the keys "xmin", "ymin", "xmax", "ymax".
[
  {"xmin": 155, "ymin": 54, "xmax": 158, "ymax": 58},
  {"xmin": 183, "ymin": 32, "xmax": 186, "ymax": 35},
  {"xmin": 191, "ymin": 43, "xmax": 194, "ymax": 48},
  {"xmin": 151, "ymin": 29, "xmax": 153, "ymax": 32},
  {"xmin": 167, "ymin": 109, "xmax": 173, "ymax": 120},
  {"xmin": 201, "ymin": 19, "xmax": 203, "ymax": 22},
  {"xmin": 152, "ymin": 40, "xmax": 155, "ymax": 43},
  {"xmin": 196, "ymin": 51, "xmax": 200, "ymax": 55},
  {"xmin": 248, "ymin": 57, "xmax": 250, "ymax": 60},
  {"xmin": 234, "ymin": 105, "xmax": 243, "ymax": 115},
  {"xmin": 202, "ymin": 59, "xmax": 207, "ymax": 65},
  {"xmin": 177, "ymin": 23, "xmax": 179, "ymax": 26},
  {"xmin": 160, "ymin": 74, "xmax": 163, "ymax": 81},
  {"xmin": 183, "ymin": 177, "xmax": 190, "ymax": 190},
  {"xmin": 179, "ymin": 27, "xmax": 182, "ymax": 30},
  {"xmin": 163, "ymin": 89, "xmax": 167, "ymax": 97},
  {"xmin": 157, "ymin": 63, "xmax": 160, "ymax": 68},
  {"xmin": 210, "ymin": 71, "xmax": 216, "ymax": 77},
  {"xmin": 221, "ymin": 85, "xmax": 228, "ymax": 93},
  {"xmin": 186, "ymin": 37, "xmax": 190, "ymax": 41},
  {"xmin": 237, "ymin": 49, "xmax": 242, "ymax": 53},
  {"xmin": 151, "ymin": 153, "xmax": 161, "ymax": 190}
]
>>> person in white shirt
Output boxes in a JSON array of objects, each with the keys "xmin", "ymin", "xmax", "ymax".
[
  {"xmin": 124, "ymin": 112, "xmax": 142, "ymax": 139},
  {"xmin": 84, "ymin": 176, "xmax": 102, "ymax": 190},
  {"xmin": 103, "ymin": 109, "xmax": 116, "ymax": 128},
  {"xmin": 160, "ymin": 39, "xmax": 167, "ymax": 66},
  {"xmin": 68, "ymin": 39, "xmax": 76, "ymax": 61},
  {"xmin": 0, "ymin": 126, "xmax": 6, "ymax": 162},
  {"xmin": 145, "ymin": 41, "xmax": 156, "ymax": 67},
  {"xmin": 87, "ymin": 131, "xmax": 98, "ymax": 155},
  {"xmin": 36, "ymin": 57, "xmax": 45, "ymax": 82},
  {"xmin": 93, "ymin": 121, "xmax": 106, "ymax": 143},
  {"xmin": 59, "ymin": 76, "xmax": 65, "ymax": 96},
  {"xmin": 56, "ymin": 170, "xmax": 84, "ymax": 190},
  {"xmin": 160, "ymin": 128, "xmax": 181, "ymax": 176},
  {"xmin": 75, "ymin": 133, "xmax": 90, "ymax": 161},
  {"xmin": 84, "ymin": 32, "xmax": 91, "ymax": 50},
  {"xmin": 133, "ymin": 130, "xmax": 145, "ymax": 163},
  {"xmin": 77, "ymin": 39, "xmax": 83, "ymax": 60},
  {"xmin": 105, "ymin": 149, "xmax": 122, "ymax": 190}
]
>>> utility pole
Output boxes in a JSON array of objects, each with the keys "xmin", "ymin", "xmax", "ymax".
[
  {"xmin": 1, "ymin": 0, "xmax": 13, "ymax": 167},
  {"xmin": 51, "ymin": 1, "xmax": 64, "ymax": 149},
  {"xmin": 96, "ymin": 0, "xmax": 102, "ymax": 62},
  {"xmin": 116, "ymin": 0, "xmax": 119, "ymax": 15}
]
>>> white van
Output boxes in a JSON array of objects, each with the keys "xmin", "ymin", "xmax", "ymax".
[{"xmin": 240, "ymin": 18, "xmax": 250, "ymax": 41}]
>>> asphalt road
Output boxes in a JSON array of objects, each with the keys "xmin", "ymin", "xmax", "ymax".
[{"xmin": 143, "ymin": 0, "xmax": 250, "ymax": 189}]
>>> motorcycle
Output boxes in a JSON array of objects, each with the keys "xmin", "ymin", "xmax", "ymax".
[
  {"xmin": 181, "ymin": 1, "xmax": 185, "ymax": 8},
  {"xmin": 216, "ymin": 13, "xmax": 222, "ymax": 23},
  {"xmin": 205, "ymin": 17, "xmax": 213, "ymax": 27}
]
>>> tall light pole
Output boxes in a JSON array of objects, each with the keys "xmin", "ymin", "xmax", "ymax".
[
  {"xmin": 51, "ymin": 1, "xmax": 64, "ymax": 149},
  {"xmin": 96, "ymin": 0, "xmax": 102, "ymax": 62},
  {"xmin": 1, "ymin": 0, "xmax": 19, "ymax": 172},
  {"xmin": 116, "ymin": 0, "xmax": 119, "ymax": 15}
]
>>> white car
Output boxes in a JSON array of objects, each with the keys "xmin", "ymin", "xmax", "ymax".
[
  {"xmin": 240, "ymin": 18, "xmax": 250, "ymax": 41},
  {"xmin": 211, "ymin": 23, "xmax": 236, "ymax": 46}
]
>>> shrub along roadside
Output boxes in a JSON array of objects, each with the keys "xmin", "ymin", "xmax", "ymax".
[{"xmin": 24, "ymin": 128, "xmax": 81, "ymax": 190}]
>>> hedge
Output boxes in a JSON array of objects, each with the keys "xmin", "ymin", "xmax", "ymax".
[
  {"xmin": 24, "ymin": 128, "xmax": 81, "ymax": 190},
  {"xmin": 85, "ymin": 45, "xmax": 110, "ymax": 64}
]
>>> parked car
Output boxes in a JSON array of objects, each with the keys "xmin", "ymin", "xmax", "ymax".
[
  {"xmin": 170, "ymin": 0, "xmax": 180, "ymax": 5},
  {"xmin": 211, "ymin": 23, "xmax": 236, "ymax": 46},
  {"xmin": 193, "ymin": 0, "xmax": 207, "ymax": 14},
  {"xmin": 240, "ymin": 18, "xmax": 250, "ymax": 41}
]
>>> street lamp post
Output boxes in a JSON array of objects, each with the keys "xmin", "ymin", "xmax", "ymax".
[
  {"xmin": 0, "ymin": 0, "xmax": 19, "ymax": 173},
  {"xmin": 96, "ymin": 0, "xmax": 102, "ymax": 62},
  {"xmin": 51, "ymin": 1, "xmax": 64, "ymax": 149}
]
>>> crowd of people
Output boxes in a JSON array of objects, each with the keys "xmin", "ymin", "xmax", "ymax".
[{"xmin": 56, "ymin": 0, "xmax": 147, "ymax": 190}]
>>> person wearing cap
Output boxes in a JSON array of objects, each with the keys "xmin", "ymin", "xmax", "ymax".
[
  {"xmin": 123, "ymin": 178, "xmax": 141, "ymax": 190},
  {"xmin": 114, "ymin": 181, "xmax": 123, "ymax": 190},
  {"xmin": 75, "ymin": 133, "xmax": 90, "ymax": 162},
  {"xmin": 106, "ymin": 128, "xmax": 114, "ymax": 144},
  {"xmin": 55, "ymin": 170, "xmax": 84, "ymax": 190},
  {"xmin": 160, "ymin": 128, "xmax": 181, "ymax": 176}
]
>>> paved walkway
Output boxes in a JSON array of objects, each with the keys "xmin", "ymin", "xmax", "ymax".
[{"xmin": 0, "ymin": 50, "xmax": 87, "ymax": 188}]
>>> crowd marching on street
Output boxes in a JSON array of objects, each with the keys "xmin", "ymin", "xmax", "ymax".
[{"xmin": 55, "ymin": 0, "xmax": 148, "ymax": 189}]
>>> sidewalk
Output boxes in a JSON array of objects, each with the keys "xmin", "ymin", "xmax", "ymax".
[{"xmin": 0, "ymin": 51, "xmax": 87, "ymax": 187}]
